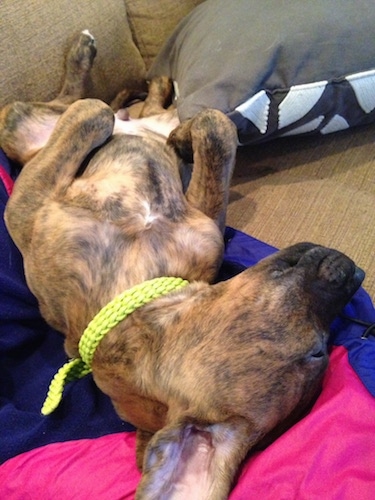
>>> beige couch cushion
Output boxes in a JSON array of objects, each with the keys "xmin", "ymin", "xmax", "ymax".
[
  {"xmin": 0, "ymin": 0, "xmax": 146, "ymax": 107},
  {"xmin": 124, "ymin": 0, "xmax": 204, "ymax": 70}
]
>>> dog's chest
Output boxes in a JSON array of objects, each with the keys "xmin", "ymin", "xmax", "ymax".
[{"xmin": 64, "ymin": 133, "xmax": 186, "ymax": 226}]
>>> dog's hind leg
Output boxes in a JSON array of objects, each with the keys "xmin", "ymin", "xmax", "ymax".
[
  {"xmin": 0, "ymin": 101, "xmax": 68, "ymax": 164},
  {"xmin": 110, "ymin": 76, "xmax": 173, "ymax": 118},
  {"xmin": 110, "ymin": 88, "xmax": 148, "ymax": 113},
  {"xmin": 51, "ymin": 30, "xmax": 97, "ymax": 106},
  {"xmin": 0, "ymin": 31, "xmax": 97, "ymax": 164},
  {"xmin": 167, "ymin": 109, "xmax": 238, "ymax": 233},
  {"xmin": 4, "ymin": 99, "xmax": 114, "ymax": 253},
  {"xmin": 139, "ymin": 76, "xmax": 174, "ymax": 117},
  {"xmin": 52, "ymin": 30, "xmax": 96, "ymax": 104}
]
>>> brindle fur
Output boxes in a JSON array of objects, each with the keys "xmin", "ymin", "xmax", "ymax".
[{"xmin": 1, "ymin": 32, "xmax": 364, "ymax": 499}]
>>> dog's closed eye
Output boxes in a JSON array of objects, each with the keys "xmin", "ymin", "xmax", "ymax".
[
  {"xmin": 307, "ymin": 339, "xmax": 327, "ymax": 360},
  {"xmin": 310, "ymin": 348, "xmax": 325, "ymax": 359}
]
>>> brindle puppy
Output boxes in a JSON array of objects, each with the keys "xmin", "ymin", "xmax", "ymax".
[{"xmin": 1, "ymin": 32, "xmax": 364, "ymax": 499}]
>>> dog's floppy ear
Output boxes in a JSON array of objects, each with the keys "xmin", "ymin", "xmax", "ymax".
[{"xmin": 136, "ymin": 417, "xmax": 255, "ymax": 500}]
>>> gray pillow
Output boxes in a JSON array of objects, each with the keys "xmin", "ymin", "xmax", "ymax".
[{"xmin": 149, "ymin": 0, "xmax": 375, "ymax": 144}]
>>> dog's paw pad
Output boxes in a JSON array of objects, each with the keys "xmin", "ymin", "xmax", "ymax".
[{"xmin": 67, "ymin": 30, "xmax": 97, "ymax": 72}]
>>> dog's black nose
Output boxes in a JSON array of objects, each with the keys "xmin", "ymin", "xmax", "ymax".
[
  {"xmin": 297, "ymin": 246, "xmax": 365, "ymax": 324},
  {"xmin": 273, "ymin": 243, "xmax": 365, "ymax": 322},
  {"xmin": 292, "ymin": 245, "xmax": 363, "ymax": 288},
  {"xmin": 316, "ymin": 250, "xmax": 358, "ymax": 287},
  {"xmin": 268, "ymin": 243, "xmax": 365, "ymax": 296}
]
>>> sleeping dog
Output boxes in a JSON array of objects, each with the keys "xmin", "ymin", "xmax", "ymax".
[{"xmin": 1, "ymin": 31, "xmax": 364, "ymax": 499}]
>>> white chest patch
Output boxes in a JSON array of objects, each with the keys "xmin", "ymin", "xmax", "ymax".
[{"xmin": 142, "ymin": 201, "xmax": 159, "ymax": 228}]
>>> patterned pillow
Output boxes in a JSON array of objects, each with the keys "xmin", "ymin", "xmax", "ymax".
[{"xmin": 149, "ymin": 0, "xmax": 375, "ymax": 144}]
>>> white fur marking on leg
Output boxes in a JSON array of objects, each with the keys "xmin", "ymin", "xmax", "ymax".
[{"xmin": 81, "ymin": 29, "xmax": 94, "ymax": 40}]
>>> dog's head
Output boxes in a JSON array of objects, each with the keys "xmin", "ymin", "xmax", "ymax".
[
  {"xmin": 218, "ymin": 242, "xmax": 364, "ymax": 381},
  {"xmin": 221, "ymin": 242, "xmax": 364, "ymax": 431},
  {"xmin": 232, "ymin": 242, "xmax": 365, "ymax": 445},
  {"xmin": 135, "ymin": 243, "xmax": 364, "ymax": 500}
]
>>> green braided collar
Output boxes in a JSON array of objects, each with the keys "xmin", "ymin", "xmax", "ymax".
[{"xmin": 41, "ymin": 276, "xmax": 189, "ymax": 416}]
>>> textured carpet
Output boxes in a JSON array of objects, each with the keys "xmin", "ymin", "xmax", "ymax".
[{"xmin": 228, "ymin": 123, "xmax": 375, "ymax": 300}]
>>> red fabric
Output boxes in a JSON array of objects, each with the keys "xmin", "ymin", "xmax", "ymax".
[
  {"xmin": 1, "ymin": 346, "xmax": 374, "ymax": 499},
  {"xmin": 233, "ymin": 346, "xmax": 375, "ymax": 499},
  {"xmin": 0, "ymin": 164, "xmax": 14, "ymax": 195},
  {"xmin": 0, "ymin": 433, "xmax": 140, "ymax": 499}
]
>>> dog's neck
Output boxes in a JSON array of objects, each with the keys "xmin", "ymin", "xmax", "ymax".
[{"xmin": 41, "ymin": 277, "xmax": 189, "ymax": 415}]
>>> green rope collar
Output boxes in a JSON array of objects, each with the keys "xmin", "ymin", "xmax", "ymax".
[{"xmin": 41, "ymin": 276, "xmax": 189, "ymax": 416}]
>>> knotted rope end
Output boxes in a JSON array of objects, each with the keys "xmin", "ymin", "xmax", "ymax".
[{"xmin": 41, "ymin": 358, "xmax": 90, "ymax": 416}]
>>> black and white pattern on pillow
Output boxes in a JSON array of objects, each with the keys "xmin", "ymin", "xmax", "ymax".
[
  {"xmin": 231, "ymin": 70, "xmax": 375, "ymax": 144},
  {"xmin": 149, "ymin": 0, "xmax": 375, "ymax": 145}
]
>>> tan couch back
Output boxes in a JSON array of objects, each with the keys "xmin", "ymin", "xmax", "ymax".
[{"xmin": 0, "ymin": 0, "xmax": 203, "ymax": 108}]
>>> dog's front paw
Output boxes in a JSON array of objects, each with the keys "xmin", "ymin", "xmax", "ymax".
[
  {"xmin": 169, "ymin": 109, "xmax": 237, "ymax": 166},
  {"xmin": 167, "ymin": 119, "xmax": 194, "ymax": 163},
  {"xmin": 66, "ymin": 30, "xmax": 97, "ymax": 75}
]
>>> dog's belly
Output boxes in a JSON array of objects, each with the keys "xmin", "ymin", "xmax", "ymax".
[
  {"xmin": 113, "ymin": 109, "xmax": 180, "ymax": 141},
  {"xmin": 25, "ymin": 207, "xmax": 222, "ymax": 348},
  {"xmin": 23, "ymin": 133, "xmax": 224, "ymax": 344}
]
